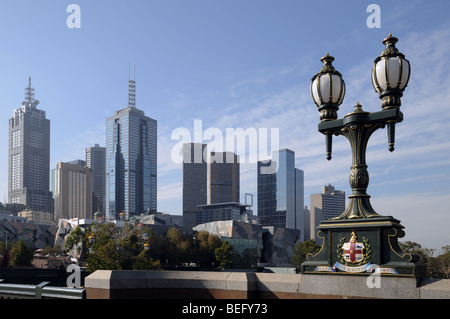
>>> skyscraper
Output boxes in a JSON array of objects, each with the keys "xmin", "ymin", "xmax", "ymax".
[
  {"xmin": 8, "ymin": 77, "xmax": 53, "ymax": 214},
  {"xmin": 257, "ymin": 149, "xmax": 304, "ymax": 240},
  {"xmin": 105, "ymin": 73, "xmax": 157, "ymax": 221},
  {"xmin": 86, "ymin": 144, "xmax": 106, "ymax": 214},
  {"xmin": 309, "ymin": 184, "xmax": 345, "ymax": 242},
  {"xmin": 54, "ymin": 161, "xmax": 92, "ymax": 220},
  {"xmin": 182, "ymin": 143, "xmax": 207, "ymax": 227},
  {"xmin": 209, "ymin": 151, "xmax": 240, "ymax": 204}
]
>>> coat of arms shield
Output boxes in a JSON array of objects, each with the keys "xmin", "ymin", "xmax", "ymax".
[{"xmin": 338, "ymin": 231, "xmax": 368, "ymax": 265}]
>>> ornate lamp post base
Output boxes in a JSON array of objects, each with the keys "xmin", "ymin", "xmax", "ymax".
[{"xmin": 301, "ymin": 216, "xmax": 425, "ymax": 278}]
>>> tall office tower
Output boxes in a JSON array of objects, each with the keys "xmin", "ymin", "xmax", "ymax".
[
  {"xmin": 309, "ymin": 184, "xmax": 346, "ymax": 241},
  {"xmin": 8, "ymin": 77, "xmax": 53, "ymax": 214},
  {"xmin": 182, "ymin": 143, "xmax": 207, "ymax": 227},
  {"xmin": 257, "ymin": 149, "xmax": 305, "ymax": 239},
  {"xmin": 86, "ymin": 144, "xmax": 106, "ymax": 214},
  {"xmin": 105, "ymin": 73, "xmax": 157, "ymax": 221},
  {"xmin": 209, "ymin": 151, "xmax": 240, "ymax": 204},
  {"xmin": 54, "ymin": 162, "xmax": 92, "ymax": 220}
]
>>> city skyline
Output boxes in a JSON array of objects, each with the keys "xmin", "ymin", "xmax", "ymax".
[{"xmin": 0, "ymin": 1, "xmax": 449, "ymax": 250}]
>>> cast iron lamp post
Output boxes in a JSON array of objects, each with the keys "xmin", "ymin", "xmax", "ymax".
[
  {"xmin": 311, "ymin": 34, "xmax": 410, "ymax": 219},
  {"xmin": 302, "ymin": 35, "xmax": 423, "ymax": 277}
]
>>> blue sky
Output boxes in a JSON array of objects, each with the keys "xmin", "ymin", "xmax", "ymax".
[{"xmin": 0, "ymin": 0, "xmax": 449, "ymax": 250}]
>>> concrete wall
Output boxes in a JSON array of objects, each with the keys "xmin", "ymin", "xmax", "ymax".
[{"xmin": 84, "ymin": 270, "xmax": 450, "ymax": 299}]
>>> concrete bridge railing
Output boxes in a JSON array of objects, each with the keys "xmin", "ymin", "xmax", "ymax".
[{"xmin": 84, "ymin": 270, "xmax": 450, "ymax": 299}]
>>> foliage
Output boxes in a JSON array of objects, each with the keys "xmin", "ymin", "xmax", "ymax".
[
  {"xmin": 215, "ymin": 240, "xmax": 233, "ymax": 270},
  {"xmin": 84, "ymin": 222, "xmax": 145, "ymax": 272},
  {"xmin": 290, "ymin": 239, "xmax": 321, "ymax": 272},
  {"xmin": 230, "ymin": 247, "xmax": 258, "ymax": 269},
  {"xmin": 10, "ymin": 239, "xmax": 34, "ymax": 268},
  {"xmin": 80, "ymin": 223, "xmax": 233, "ymax": 272},
  {"xmin": 41, "ymin": 245, "xmax": 63, "ymax": 256},
  {"xmin": 399, "ymin": 241, "xmax": 450, "ymax": 278},
  {"xmin": 133, "ymin": 250, "xmax": 162, "ymax": 270},
  {"xmin": 194, "ymin": 230, "xmax": 222, "ymax": 268},
  {"xmin": 65, "ymin": 226, "xmax": 89, "ymax": 264}
]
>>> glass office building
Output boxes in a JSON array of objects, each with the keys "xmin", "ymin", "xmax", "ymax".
[
  {"xmin": 105, "ymin": 106, "xmax": 157, "ymax": 221},
  {"xmin": 257, "ymin": 149, "xmax": 304, "ymax": 240},
  {"xmin": 86, "ymin": 144, "xmax": 106, "ymax": 214}
]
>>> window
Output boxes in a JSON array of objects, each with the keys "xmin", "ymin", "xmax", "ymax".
[
  {"xmin": 11, "ymin": 154, "xmax": 20, "ymax": 190},
  {"xmin": 11, "ymin": 130, "xmax": 20, "ymax": 148}
]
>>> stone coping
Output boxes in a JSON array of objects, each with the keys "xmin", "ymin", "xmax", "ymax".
[{"xmin": 84, "ymin": 270, "xmax": 450, "ymax": 299}]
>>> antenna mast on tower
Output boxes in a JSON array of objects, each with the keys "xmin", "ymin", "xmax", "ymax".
[
  {"xmin": 24, "ymin": 76, "xmax": 35, "ymax": 104},
  {"xmin": 23, "ymin": 76, "xmax": 39, "ymax": 107},
  {"xmin": 128, "ymin": 63, "xmax": 136, "ymax": 108}
]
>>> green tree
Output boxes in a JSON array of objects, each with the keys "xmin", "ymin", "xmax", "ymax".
[
  {"xmin": 65, "ymin": 226, "xmax": 89, "ymax": 265},
  {"xmin": 133, "ymin": 250, "xmax": 162, "ymax": 270},
  {"xmin": 166, "ymin": 227, "xmax": 184, "ymax": 265},
  {"xmin": 194, "ymin": 230, "xmax": 222, "ymax": 268},
  {"xmin": 230, "ymin": 247, "xmax": 258, "ymax": 269},
  {"xmin": 10, "ymin": 239, "xmax": 34, "ymax": 268},
  {"xmin": 85, "ymin": 222, "xmax": 164, "ymax": 272},
  {"xmin": 86, "ymin": 238, "xmax": 121, "ymax": 272},
  {"xmin": 291, "ymin": 239, "xmax": 321, "ymax": 272},
  {"xmin": 428, "ymin": 245, "xmax": 450, "ymax": 278},
  {"xmin": 215, "ymin": 240, "xmax": 233, "ymax": 270}
]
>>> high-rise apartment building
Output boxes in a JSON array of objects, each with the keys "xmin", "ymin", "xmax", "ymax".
[
  {"xmin": 209, "ymin": 151, "xmax": 240, "ymax": 204},
  {"xmin": 105, "ymin": 75, "xmax": 157, "ymax": 221},
  {"xmin": 309, "ymin": 184, "xmax": 346, "ymax": 242},
  {"xmin": 54, "ymin": 161, "xmax": 92, "ymax": 220},
  {"xmin": 86, "ymin": 144, "xmax": 106, "ymax": 214},
  {"xmin": 182, "ymin": 143, "xmax": 207, "ymax": 227},
  {"xmin": 257, "ymin": 149, "xmax": 305, "ymax": 240},
  {"xmin": 8, "ymin": 77, "xmax": 53, "ymax": 214}
]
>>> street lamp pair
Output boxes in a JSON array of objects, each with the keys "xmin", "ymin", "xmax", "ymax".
[
  {"xmin": 311, "ymin": 33, "xmax": 410, "ymax": 156},
  {"xmin": 310, "ymin": 33, "xmax": 410, "ymax": 220},
  {"xmin": 303, "ymin": 35, "xmax": 423, "ymax": 278}
]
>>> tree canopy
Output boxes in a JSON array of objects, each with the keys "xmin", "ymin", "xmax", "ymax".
[
  {"xmin": 10, "ymin": 239, "xmax": 34, "ymax": 268},
  {"xmin": 68, "ymin": 223, "xmax": 237, "ymax": 272},
  {"xmin": 290, "ymin": 239, "xmax": 321, "ymax": 272}
]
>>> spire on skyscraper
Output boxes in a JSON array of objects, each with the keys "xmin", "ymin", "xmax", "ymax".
[
  {"xmin": 128, "ymin": 63, "xmax": 136, "ymax": 108},
  {"xmin": 24, "ymin": 76, "xmax": 39, "ymax": 107}
]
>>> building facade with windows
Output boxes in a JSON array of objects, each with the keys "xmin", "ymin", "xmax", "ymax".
[
  {"xmin": 196, "ymin": 202, "xmax": 253, "ymax": 225},
  {"xmin": 54, "ymin": 162, "xmax": 92, "ymax": 220},
  {"xmin": 257, "ymin": 149, "xmax": 305, "ymax": 240},
  {"xmin": 182, "ymin": 143, "xmax": 207, "ymax": 227},
  {"xmin": 105, "ymin": 106, "xmax": 157, "ymax": 221},
  {"xmin": 8, "ymin": 77, "xmax": 53, "ymax": 214},
  {"xmin": 86, "ymin": 144, "xmax": 106, "ymax": 214},
  {"xmin": 309, "ymin": 184, "xmax": 346, "ymax": 242},
  {"xmin": 209, "ymin": 151, "xmax": 240, "ymax": 205}
]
